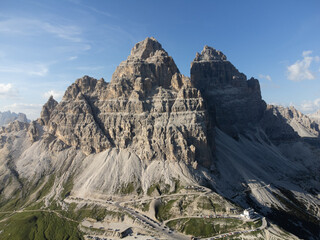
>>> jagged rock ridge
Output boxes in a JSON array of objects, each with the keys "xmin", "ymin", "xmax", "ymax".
[
  {"xmin": 40, "ymin": 37, "xmax": 211, "ymax": 167},
  {"xmin": 261, "ymin": 105, "xmax": 320, "ymax": 140},
  {"xmin": 0, "ymin": 37, "xmax": 319, "ymax": 239},
  {"xmin": 191, "ymin": 46, "xmax": 266, "ymax": 137},
  {"xmin": 0, "ymin": 110, "xmax": 29, "ymax": 126}
]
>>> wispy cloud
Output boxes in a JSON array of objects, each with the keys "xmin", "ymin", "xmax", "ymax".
[
  {"xmin": 2, "ymin": 103, "xmax": 42, "ymax": 120},
  {"xmin": 0, "ymin": 63, "xmax": 49, "ymax": 76},
  {"xmin": 86, "ymin": 6, "xmax": 113, "ymax": 18},
  {"xmin": 287, "ymin": 50, "xmax": 320, "ymax": 82},
  {"xmin": 43, "ymin": 90, "xmax": 64, "ymax": 100},
  {"xmin": 42, "ymin": 22, "xmax": 82, "ymax": 42},
  {"xmin": 68, "ymin": 0, "xmax": 113, "ymax": 18},
  {"xmin": 0, "ymin": 17, "xmax": 83, "ymax": 42},
  {"xmin": 68, "ymin": 56, "xmax": 78, "ymax": 61},
  {"xmin": 258, "ymin": 74, "xmax": 272, "ymax": 81}
]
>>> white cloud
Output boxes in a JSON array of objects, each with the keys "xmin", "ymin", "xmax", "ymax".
[
  {"xmin": 2, "ymin": 103, "xmax": 42, "ymax": 120},
  {"xmin": 299, "ymin": 98, "xmax": 320, "ymax": 113},
  {"xmin": 0, "ymin": 83, "xmax": 13, "ymax": 94},
  {"xmin": 287, "ymin": 51, "xmax": 320, "ymax": 82},
  {"xmin": 0, "ymin": 83, "xmax": 18, "ymax": 98},
  {"xmin": 0, "ymin": 63, "xmax": 48, "ymax": 76},
  {"xmin": 258, "ymin": 74, "xmax": 272, "ymax": 81},
  {"xmin": 43, "ymin": 90, "xmax": 64, "ymax": 100},
  {"xmin": 68, "ymin": 0, "xmax": 113, "ymax": 18},
  {"xmin": 68, "ymin": 56, "xmax": 78, "ymax": 61}
]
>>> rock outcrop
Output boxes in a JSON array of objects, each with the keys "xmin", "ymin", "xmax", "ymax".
[
  {"xmin": 0, "ymin": 111, "xmax": 29, "ymax": 126},
  {"xmin": 40, "ymin": 96, "xmax": 58, "ymax": 126},
  {"xmin": 261, "ymin": 105, "xmax": 320, "ymax": 140},
  {"xmin": 42, "ymin": 38, "xmax": 211, "ymax": 166},
  {"xmin": 190, "ymin": 46, "xmax": 266, "ymax": 137}
]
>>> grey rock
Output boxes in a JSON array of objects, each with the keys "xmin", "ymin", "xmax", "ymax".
[
  {"xmin": 0, "ymin": 111, "xmax": 29, "ymax": 126},
  {"xmin": 40, "ymin": 96, "xmax": 58, "ymax": 126},
  {"xmin": 261, "ymin": 105, "xmax": 320, "ymax": 140},
  {"xmin": 42, "ymin": 38, "xmax": 211, "ymax": 166},
  {"xmin": 191, "ymin": 45, "xmax": 266, "ymax": 137}
]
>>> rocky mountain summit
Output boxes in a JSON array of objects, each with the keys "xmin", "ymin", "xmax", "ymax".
[
  {"xmin": 261, "ymin": 105, "xmax": 320, "ymax": 140},
  {"xmin": 0, "ymin": 110, "xmax": 29, "ymax": 126},
  {"xmin": 40, "ymin": 37, "xmax": 208, "ymax": 167},
  {"xmin": 191, "ymin": 46, "xmax": 266, "ymax": 136},
  {"xmin": 0, "ymin": 37, "xmax": 319, "ymax": 239}
]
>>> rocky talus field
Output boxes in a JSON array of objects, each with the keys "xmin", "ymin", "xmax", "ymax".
[{"xmin": 0, "ymin": 37, "xmax": 319, "ymax": 240}]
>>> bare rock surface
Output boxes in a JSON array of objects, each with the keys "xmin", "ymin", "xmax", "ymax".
[
  {"xmin": 0, "ymin": 110, "xmax": 29, "ymax": 126},
  {"xmin": 191, "ymin": 45, "xmax": 266, "ymax": 137},
  {"xmin": 40, "ymin": 96, "xmax": 58, "ymax": 126},
  {"xmin": 44, "ymin": 37, "xmax": 211, "ymax": 167},
  {"xmin": 261, "ymin": 105, "xmax": 320, "ymax": 140},
  {"xmin": 0, "ymin": 37, "xmax": 319, "ymax": 239}
]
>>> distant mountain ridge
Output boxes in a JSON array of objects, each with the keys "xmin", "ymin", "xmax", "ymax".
[
  {"xmin": 0, "ymin": 110, "xmax": 29, "ymax": 126},
  {"xmin": 261, "ymin": 105, "xmax": 320, "ymax": 139}
]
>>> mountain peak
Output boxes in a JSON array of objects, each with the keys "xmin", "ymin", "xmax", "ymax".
[
  {"xmin": 40, "ymin": 96, "xmax": 58, "ymax": 126},
  {"xmin": 194, "ymin": 45, "xmax": 227, "ymax": 62},
  {"xmin": 111, "ymin": 37, "xmax": 180, "ymax": 90},
  {"xmin": 129, "ymin": 37, "xmax": 167, "ymax": 60}
]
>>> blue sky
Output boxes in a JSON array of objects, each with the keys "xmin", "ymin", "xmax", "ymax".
[{"xmin": 0, "ymin": 0, "xmax": 320, "ymax": 119}]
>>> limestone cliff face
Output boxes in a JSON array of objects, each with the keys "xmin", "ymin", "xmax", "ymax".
[
  {"xmin": 261, "ymin": 105, "xmax": 320, "ymax": 140},
  {"xmin": 110, "ymin": 37, "xmax": 188, "ymax": 93},
  {"xmin": 191, "ymin": 46, "xmax": 266, "ymax": 137},
  {"xmin": 43, "ymin": 37, "xmax": 211, "ymax": 166},
  {"xmin": 40, "ymin": 96, "xmax": 58, "ymax": 126},
  {"xmin": 37, "ymin": 39, "xmax": 272, "ymax": 167}
]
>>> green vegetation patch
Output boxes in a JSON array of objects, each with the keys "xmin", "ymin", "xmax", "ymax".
[
  {"xmin": 142, "ymin": 201, "xmax": 150, "ymax": 212},
  {"xmin": 36, "ymin": 175, "xmax": 55, "ymax": 200},
  {"xmin": 60, "ymin": 175, "xmax": 74, "ymax": 199},
  {"xmin": 62, "ymin": 204, "xmax": 113, "ymax": 222},
  {"xmin": 197, "ymin": 196, "xmax": 215, "ymax": 210},
  {"xmin": 245, "ymin": 219, "xmax": 262, "ymax": 229},
  {"xmin": 0, "ymin": 211, "xmax": 82, "ymax": 240},
  {"xmin": 0, "ymin": 175, "xmax": 56, "ymax": 213},
  {"xmin": 147, "ymin": 182, "xmax": 171, "ymax": 196},
  {"xmin": 147, "ymin": 183, "xmax": 161, "ymax": 196},
  {"xmin": 119, "ymin": 182, "xmax": 135, "ymax": 195},
  {"xmin": 156, "ymin": 199, "xmax": 176, "ymax": 221},
  {"xmin": 166, "ymin": 217, "xmax": 246, "ymax": 238},
  {"xmin": 173, "ymin": 179, "xmax": 182, "ymax": 193}
]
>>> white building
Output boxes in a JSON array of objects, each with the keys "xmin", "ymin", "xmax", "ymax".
[{"xmin": 243, "ymin": 208, "xmax": 254, "ymax": 219}]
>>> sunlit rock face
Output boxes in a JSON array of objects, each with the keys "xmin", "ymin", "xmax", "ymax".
[{"xmin": 41, "ymin": 37, "xmax": 212, "ymax": 167}]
